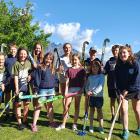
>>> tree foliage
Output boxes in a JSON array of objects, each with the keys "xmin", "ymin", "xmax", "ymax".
[{"xmin": 0, "ymin": 0, "xmax": 51, "ymax": 52}]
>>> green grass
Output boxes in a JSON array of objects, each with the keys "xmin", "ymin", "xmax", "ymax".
[{"xmin": 0, "ymin": 81, "xmax": 139, "ymax": 140}]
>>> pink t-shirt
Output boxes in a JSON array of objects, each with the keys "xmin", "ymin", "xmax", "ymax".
[{"xmin": 66, "ymin": 67, "xmax": 86, "ymax": 88}]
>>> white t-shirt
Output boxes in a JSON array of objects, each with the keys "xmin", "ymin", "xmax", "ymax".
[{"xmin": 59, "ymin": 55, "xmax": 72, "ymax": 83}]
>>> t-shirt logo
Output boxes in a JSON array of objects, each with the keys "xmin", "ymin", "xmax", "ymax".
[
  {"xmin": 129, "ymin": 68, "xmax": 134, "ymax": 74},
  {"xmin": 109, "ymin": 60, "xmax": 116, "ymax": 71}
]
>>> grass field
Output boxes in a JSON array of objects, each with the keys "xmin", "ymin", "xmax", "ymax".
[{"xmin": 0, "ymin": 81, "xmax": 139, "ymax": 140}]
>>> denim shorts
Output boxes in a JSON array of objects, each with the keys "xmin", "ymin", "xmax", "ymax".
[
  {"xmin": 39, "ymin": 88, "xmax": 55, "ymax": 101},
  {"xmin": 68, "ymin": 87, "xmax": 81, "ymax": 96}
]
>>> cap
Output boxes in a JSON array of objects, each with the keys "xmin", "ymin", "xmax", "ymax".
[{"xmin": 89, "ymin": 47, "xmax": 97, "ymax": 53}]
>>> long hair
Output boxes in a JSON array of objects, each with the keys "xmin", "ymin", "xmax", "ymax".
[
  {"xmin": 17, "ymin": 47, "xmax": 28, "ymax": 61},
  {"xmin": 89, "ymin": 60, "xmax": 102, "ymax": 75},
  {"xmin": 117, "ymin": 45, "xmax": 136, "ymax": 65},
  {"xmin": 63, "ymin": 43, "xmax": 72, "ymax": 64},
  {"xmin": 32, "ymin": 42, "xmax": 44, "ymax": 63},
  {"xmin": 40, "ymin": 52, "xmax": 54, "ymax": 74},
  {"xmin": 72, "ymin": 53, "xmax": 83, "ymax": 67}
]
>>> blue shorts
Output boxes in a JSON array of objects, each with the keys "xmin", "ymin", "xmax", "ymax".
[
  {"xmin": 89, "ymin": 97, "xmax": 104, "ymax": 108},
  {"xmin": 68, "ymin": 87, "xmax": 81, "ymax": 96},
  {"xmin": 39, "ymin": 88, "xmax": 55, "ymax": 101}
]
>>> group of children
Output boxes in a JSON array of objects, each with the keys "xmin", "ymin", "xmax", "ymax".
[{"xmin": 0, "ymin": 42, "xmax": 140, "ymax": 140}]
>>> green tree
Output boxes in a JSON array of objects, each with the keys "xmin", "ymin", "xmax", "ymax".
[{"xmin": 0, "ymin": 0, "xmax": 51, "ymax": 53}]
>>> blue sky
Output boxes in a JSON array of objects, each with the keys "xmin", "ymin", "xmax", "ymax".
[{"xmin": 7, "ymin": 0, "xmax": 140, "ymax": 56}]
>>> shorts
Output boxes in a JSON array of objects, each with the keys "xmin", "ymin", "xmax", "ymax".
[
  {"xmin": 39, "ymin": 88, "xmax": 55, "ymax": 102},
  {"xmin": 68, "ymin": 87, "xmax": 81, "ymax": 96},
  {"xmin": 125, "ymin": 91, "xmax": 140, "ymax": 100},
  {"xmin": 108, "ymin": 89, "xmax": 119, "ymax": 98},
  {"xmin": 89, "ymin": 97, "xmax": 104, "ymax": 108},
  {"xmin": 15, "ymin": 84, "xmax": 30, "ymax": 103},
  {"xmin": 5, "ymin": 78, "xmax": 15, "ymax": 95}
]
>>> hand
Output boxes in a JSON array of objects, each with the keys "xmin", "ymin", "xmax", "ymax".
[
  {"xmin": 15, "ymin": 89, "xmax": 19, "ymax": 95},
  {"xmin": 59, "ymin": 64, "xmax": 64, "ymax": 73},
  {"xmin": 1, "ymin": 84, "xmax": 5, "ymax": 92},
  {"xmin": 27, "ymin": 75, "xmax": 31, "ymax": 82},
  {"xmin": 87, "ymin": 91, "xmax": 93, "ymax": 96}
]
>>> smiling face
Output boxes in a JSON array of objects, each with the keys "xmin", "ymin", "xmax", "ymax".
[
  {"xmin": 63, "ymin": 43, "xmax": 72, "ymax": 55},
  {"xmin": 35, "ymin": 44, "xmax": 42, "ymax": 55},
  {"xmin": 119, "ymin": 48, "xmax": 130, "ymax": 62},
  {"xmin": 10, "ymin": 45, "xmax": 17, "ymax": 57},
  {"xmin": 44, "ymin": 55, "xmax": 53, "ymax": 66},
  {"xmin": 72, "ymin": 55, "xmax": 80, "ymax": 67},
  {"xmin": 19, "ymin": 50, "xmax": 28, "ymax": 62}
]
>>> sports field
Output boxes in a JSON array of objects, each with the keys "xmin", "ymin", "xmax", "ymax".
[{"xmin": 0, "ymin": 81, "xmax": 139, "ymax": 140}]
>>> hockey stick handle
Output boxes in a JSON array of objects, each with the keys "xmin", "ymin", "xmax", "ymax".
[{"xmin": 106, "ymin": 100, "xmax": 122, "ymax": 140}]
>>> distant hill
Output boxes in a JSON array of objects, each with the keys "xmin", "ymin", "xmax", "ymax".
[
  {"xmin": 135, "ymin": 51, "xmax": 140, "ymax": 61},
  {"xmin": 46, "ymin": 42, "xmax": 88, "ymax": 58}
]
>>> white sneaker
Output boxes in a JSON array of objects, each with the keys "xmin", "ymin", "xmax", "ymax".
[
  {"xmin": 55, "ymin": 125, "xmax": 65, "ymax": 131},
  {"xmin": 89, "ymin": 126, "xmax": 94, "ymax": 133},
  {"xmin": 72, "ymin": 124, "xmax": 78, "ymax": 131}
]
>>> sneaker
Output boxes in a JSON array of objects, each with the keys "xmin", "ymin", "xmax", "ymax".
[
  {"xmin": 72, "ymin": 124, "xmax": 78, "ymax": 131},
  {"xmin": 18, "ymin": 124, "xmax": 25, "ymax": 130},
  {"xmin": 98, "ymin": 127, "xmax": 104, "ymax": 134},
  {"xmin": 56, "ymin": 125, "xmax": 65, "ymax": 131},
  {"xmin": 137, "ymin": 127, "xmax": 140, "ymax": 135},
  {"xmin": 122, "ymin": 130, "xmax": 130, "ymax": 140},
  {"xmin": 31, "ymin": 124, "xmax": 38, "ymax": 132},
  {"xmin": 89, "ymin": 126, "xmax": 94, "ymax": 133}
]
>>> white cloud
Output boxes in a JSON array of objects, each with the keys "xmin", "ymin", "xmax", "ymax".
[
  {"xmin": 43, "ymin": 22, "xmax": 98, "ymax": 52},
  {"xmin": 44, "ymin": 23, "xmax": 55, "ymax": 33},
  {"xmin": 45, "ymin": 12, "xmax": 51, "ymax": 17}
]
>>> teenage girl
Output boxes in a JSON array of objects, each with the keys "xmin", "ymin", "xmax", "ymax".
[
  {"xmin": 115, "ymin": 45, "xmax": 140, "ymax": 140},
  {"xmin": 58, "ymin": 43, "xmax": 72, "ymax": 116},
  {"xmin": 56, "ymin": 53, "xmax": 86, "ymax": 131},
  {"xmin": 12, "ymin": 48, "xmax": 31, "ymax": 130},
  {"xmin": 31, "ymin": 52, "xmax": 57, "ymax": 132}
]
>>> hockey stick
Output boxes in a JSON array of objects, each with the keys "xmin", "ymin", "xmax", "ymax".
[
  {"xmin": 105, "ymin": 100, "xmax": 122, "ymax": 140},
  {"xmin": 77, "ymin": 96, "xmax": 90, "ymax": 136},
  {"xmin": 101, "ymin": 38, "xmax": 110, "ymax": 64},
  {"xmin": 0, "ymin": 83, "xmax": 27, "ymax": 118},
  {"xmin": 19, "ymin": 93, "xmax": 55, "ymax": 99},
  {"xmin": 38, "ymin": 95, "xmax": 63, "ymax": 104},
  {"xmin": 82, "ymin": 41, "xmax": 89, "ymax": 68}
]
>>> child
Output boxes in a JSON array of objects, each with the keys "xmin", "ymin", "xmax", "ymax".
[
  {"xmin": 31, "ymin": 52, "xmax": 57, "ymax": 132},
  {"xmin": 56, "ymin": 53, "xmax": 86, "ymax": 131},
  {"xmin": 12, "ymin": 48, "xmax": 32, "ymax": 130},
  {"xmin": 0, "ymin": 53, "xmax": 7, "ymax": 106},
  {"xmin": 84, "ymin": 47, "xmax": 101, "ymax": 118},
  {"xmin": 29, "ymin": 42, "xmax": 44, "ymax": 108},
  {"xmin": 4, "ymin": 43, "xmax": 17, "ymax": 119},
  {"xmin": 57, "ymin": 43, "xmax": 72, "ymax": 117},
  {"xmin": 115, "ymin": 45, "xmax": 140, "ymax": 140},
  {"xmin": 104, "ymin": 45, "xmax": 120, "ymax": 122},
  {"xmin": 86, "ymin": 61, "xmax": 105, "ymax": 134}
]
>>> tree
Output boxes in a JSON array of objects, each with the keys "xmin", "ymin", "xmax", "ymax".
[{"xmin": 0, "ymin": 0, "xmax": 51, "ymax": 53}]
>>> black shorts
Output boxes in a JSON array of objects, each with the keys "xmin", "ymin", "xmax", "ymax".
[
  {"xmin": 108, "ymin": 89, "xmax": 119, "ymax": 98},
  {"xmin": 89, "ymin": 97, "xmax": 104, "ymax": 108},
  {"xmin": 15, "ymin": 85, "xmax": 31, "ymax": 103},
  {"xmin": 125, "ymin": 91, "xmax": 140, "ymax": 100}
]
